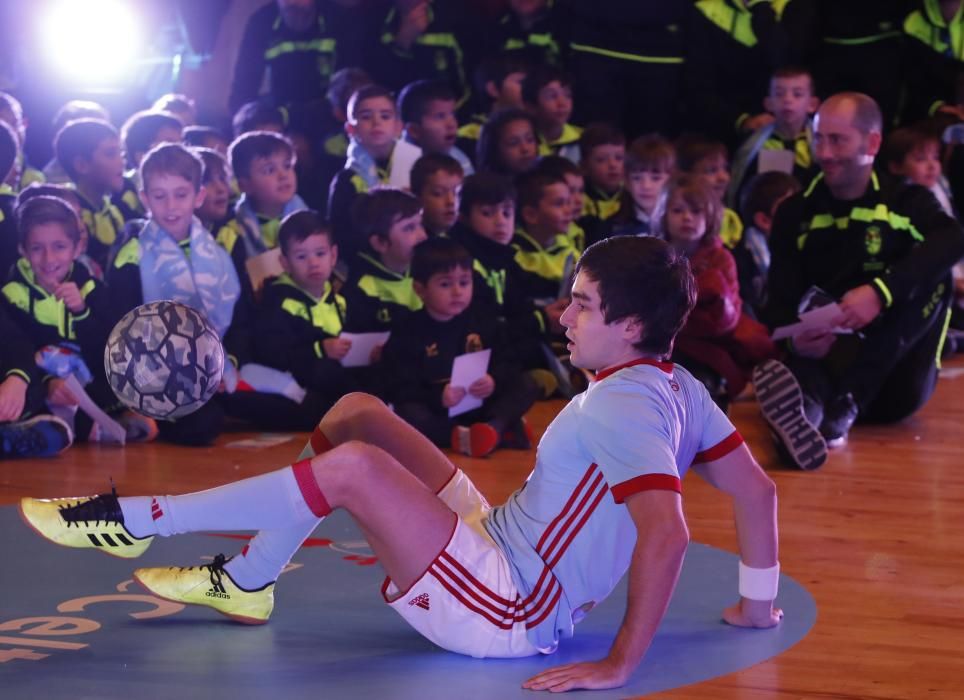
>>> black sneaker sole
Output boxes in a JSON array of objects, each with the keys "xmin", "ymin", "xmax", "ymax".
[{"xmin": 753, "ymin": 360, "xmax": 828, "ymax": 471}]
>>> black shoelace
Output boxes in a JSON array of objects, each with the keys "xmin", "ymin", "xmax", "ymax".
[{"xmin": 59, "ymin": 483, "xmax": 122, "ymax": 527}]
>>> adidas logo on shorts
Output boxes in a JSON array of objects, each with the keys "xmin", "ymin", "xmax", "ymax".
[{"xmin": 408, "ymin": 593, "xmax": 430, "ymax": 610}]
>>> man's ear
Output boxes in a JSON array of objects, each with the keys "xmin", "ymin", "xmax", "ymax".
[
  {"xmin": 406, "ymin": 122, "xmax": 421, "ymax": 143},
  {"xmin": 808, "ymin": 96, "xmax": 820, "ymax": 114},
  {"xmin": 623, "ymin": 316, "xmax": 645, "ymax": 346},
  {"xmin": 345, "ymin": 121, "xmax": 356, "ymax": 138},
  {"xmin": 193, "ymin": 184, "xmax": 207, "ymax": 211},
  {"xmin": 279, "ymin": 251, "xmax": 291, "ymax": 274},
  {"xmin": 763, "ymin": 95, "xmax": 775, "ymax": 115},
  {"xmin": 866, "ymin": 130, "xmax": 883, "ymax": 157},
  {"xmin": 485, "ymin": 80, "xmax": 499, "ymax": 101},
  {"xmin": 138, "ymin": 189, "xmax": 150, "ymax": 212},
  {"xmin": 753, "ymin": 210, "xmax": 771, "ymax": 232},
  {"xmin": 329, "ymin": 242, "xmax": 338, "ymax": 268}
]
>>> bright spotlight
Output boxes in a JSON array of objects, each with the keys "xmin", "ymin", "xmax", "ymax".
[{"xmin": 42, "ymin": 0, "xmax": 142, "ymax": 87}]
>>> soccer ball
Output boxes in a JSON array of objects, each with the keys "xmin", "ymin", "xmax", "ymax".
[{"xmin": 104, "ymin": 301, "xmax": 224, "ymax": 420}]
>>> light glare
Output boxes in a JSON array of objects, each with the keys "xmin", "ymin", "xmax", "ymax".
[{"xmin": 43, "ymin": 0, "xmax": 141, "ymax": 85}]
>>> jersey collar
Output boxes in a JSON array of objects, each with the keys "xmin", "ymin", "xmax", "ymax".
[{"xmin": 595, "ymin": 357, "xmax": 674, "ymax": 382}]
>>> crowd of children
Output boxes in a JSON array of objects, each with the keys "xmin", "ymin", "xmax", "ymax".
[{"xmin": 1, "ymin": 0, "xmax": 963, "ymax": 466}]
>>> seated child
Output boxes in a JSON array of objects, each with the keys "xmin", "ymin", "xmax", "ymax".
[
  {"xmin": 579, "ymin": 122, "xmax": 626, "ymax": 222},
  {"xmin": 449, "ymin": 172, "xmax": 551, "ymax": 385},
  {"xmin": 0, "ymin": 91, "xmax": 45, "ymax": 191},
  {"xmin": 609, "ymin": 134, "xmax": 675, "ymax": 239},
  {"xmin": 255, "ymin": 209, "xmax": 382, "ymax": 403},
  {"xmin": 328, "ymin": 85, "xmax": 412, "ymax": 260},
  {"xmin": 151, "ymin": 93, "xmax": 197, "ymax": 126},
  {"xmin": 116, "ymin": 110, "xmax": 185, "ymax": 218},
  {"xmin": 183, "ymin": 126, "xmax": 229, "ymax": 156},
  {"xmin": 456, "ymin": 51, "xmax": 529, "ymax": 159},
  {"xmin": 41, "ymin": 100, "xmax": 111, "ymax": 185},
  {"xmin": 0, "ymin": 122, "xmax": 19, "ymax": 279},
  {"xmin": 410, "ymin": 153, "xmax": 463, "ymax": 236},
  {"xmin": 399, "ymin": 79, "xmax": 474, "ymax": 174},
  {"xmin": 222, "ymin": 131, "xmax": 306, "ymax": 263},
  {"xmin": 53, "ymin": 118, "xmax": 127, "ymax": 269},
  {"xmin": 676, "ymin": 135, "xmax": 743, "ymax": 250},
  {"xmin": 476, "ymin": 108, "xmax": 539, "ymax": 176},
  {"xmin": 662, "ymin": 175, "xmax": 776, "ymax": 410},
  {"xmin": 729, "ymin": 66, "xmax": 820, "ymax": 207},
  {"xmin": 735, "ymin": 171, "xmax": 800, "ymax": 318},
  {"xmin": 317, "ymin": 67, "xmax": 373, "ymax": 203},
  {"xmin": 17, "ymin": 183, "xmax": 105, "ymax": 281},
  {"xmin": 108, "ymin": 143, "xmax": 242, "ymax": 445},
  {"xmin": 512, "ymin": 169, "xmax": 580, "ymax": 306},
  {"xmin": 522, "ymin": 64, "xmax": 581, "ymax": 164},
  {"xmin": 0, "ymin": 302, "xmax": 73, "ymax": 458},
  {"xmin": 883, "ymin": 125, "xmax": 956, "ymax": 217},
  {"xmin": 535, "ymin": 154, "xmax": 591, "ymax": 249},
  {"xmin": 2, "ymin": 195, "xmax": 157, "ymax": 443},
  {"xmin": 345, "ymin": 188, "xmax": 427, "ymax": 329},
  {"xmin": 192, "ymin": 148, "xmax": 234, "ymax": 237},
  {"xmin": 380, "ymin": 236, "xmax": 539, "ymax": 457}
]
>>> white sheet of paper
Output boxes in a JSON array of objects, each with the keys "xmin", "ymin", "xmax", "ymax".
[
  {"xmin": 758, "ymin": 148, "xmax": 795, "ymax": 174},
  {"xmin": 388, "ymin": 140, "xmax": 422, "ymax": 190},
  {"xmin": 245, "ymin": 247, "xmax": 284, "ymax": 295},
  {"xmin": 65, "ymin": 374, "xmax": 126, "ymax": 444},
  {"xmin": 448, "ymin": 349, "xmax": 492, "ymax": 417},
  {"xmin": 771, "ymin": 302, "xmax": 849, "ymax": 341},
  {"xmin": 339, "ymin": 331, "xmax": 391, "ymax": 367}
]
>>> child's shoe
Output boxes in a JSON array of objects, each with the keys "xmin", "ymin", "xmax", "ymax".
[
  {"xmin": 451, "ymin": 423, "xmax": 500, "ymax": 458},
  {"xmin": 119, "ymin": 411, "xmax": 159, "ymax": 443},
  {"xmin": 1, "ymin": 415, "xmax": 73, "ymax": 458}
]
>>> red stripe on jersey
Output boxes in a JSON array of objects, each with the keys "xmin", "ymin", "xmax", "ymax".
[
  {"xmin": 522, "ymin": 571, "xmax": 562, "ymax": 626},
  {"xmin": 546, "ymin": 483, "xmax": 609, "ymax": 569},
  {"xmin": 692, "ymin": 430, "xmax": 744, "ymax": 463},
  {"xmin": 540, "ymin": 471, "xmax": 606, "ymax": 565},
  {"xmin": 291, "ymin": 460, "xmax": 332, "ymax": 518},
  {"xmin": 610, "ymin": 474, "xmax": 682, "ymax": 503},
  {"xmin": 526, "ymin": 582, "xmax": 563, "ymax": 628},
  {"xmin": 309, "ymin": 428, "xmax": 333, "ymax": 455},
  {"xmin": 536, "ymin": 464, "xmax": 599, "ymax": 552}
]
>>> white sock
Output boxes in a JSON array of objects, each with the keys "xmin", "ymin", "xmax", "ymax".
[
  {"xmin": 119, "ymin": 466, "xmax": 316, "ymax": 538},
  {"xmin": 224, "ymin": 520, "xmax": 322, "ymax": 590}
]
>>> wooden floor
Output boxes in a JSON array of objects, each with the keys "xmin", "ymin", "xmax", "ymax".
[{"xmin": 2, "ymin": 358, "xmax": 963, "ymax": 699}]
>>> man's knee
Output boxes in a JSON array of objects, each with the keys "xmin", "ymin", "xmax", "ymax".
[
  {"xmin": 326, "ymin": 392, "xmax": 390, "ymax": 438},
  {"xmin": 309, "ymin": 440, "xmax": 391, "ymax": 498}
]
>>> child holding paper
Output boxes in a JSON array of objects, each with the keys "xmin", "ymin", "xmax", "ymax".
[
  {"xmin": 379, "ymin": 237, "xmax": 539, "ymax": 458},
  {"xmin": 255, "ymin": 210, "xmax": 384, "ymax": 402}
]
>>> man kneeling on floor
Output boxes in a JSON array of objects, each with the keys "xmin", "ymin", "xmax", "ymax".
[{"xmin": 21, "ymin": 236, "xmax": 782, "ymax": 693}]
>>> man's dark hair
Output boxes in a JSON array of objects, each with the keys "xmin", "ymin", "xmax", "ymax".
[
  {"xmin": 410, "ymin": 153, "xmax": 463, "ymax": 195},
  {"xmin": 411, "ymin": 236, "xmax": 473, "ymax": 284},
  {"xmin": 279, "ymin": 209, "xmax": 334, "ymax": 257},
  {"xmin": 399, "ymin": 80, "xmax": 457, "ymax": 124},
  {"xmin": 232, "ymin": 100, "xmax": 285, "ymax": 138},
  {"xmin": 327, "ymin": 67, "xmax": 372, "ymax": 117},
  {"xmin": 121, "ymin": 110, "xmax": 184, "ymax": 168},
  {"xmin": 54, "ymin": 119, "xmax": 119, "ymax": 181},
  {"xmin": 351, "ymin": 187, "xmax": 421, "ymax": 242},
  {"xmin": 577, "ymin": 236, "xmax": 696, "ymax": 358},
  {"xmin": 740, "ymin": 171, "xmax": 801, "ymax": 223},
  {"xmin": 16, "ymin": 195, "xmax": 82, "ymax": 245},
  {"xmin": 228, "ymin": 131, "xmax": 295, "ymax": 180},
  {"xmin": 521, "ymin": 64, "xmax": 571, "ymax": 106},
  {"xmin": 579, "ymin": 122, "xmax": 626, "ymax": 159},
  {"xmin": 459, "ymin": 172, "xmax": 516, "ymax": 215},
  {"xmin": 477, "ymin": 108, "xmax": 537, "ymax": 175},
  {"xmin": 191, "ymin": 147, "xmax": 232, "ymax": 185},
  {"xmin": 16, "ymin": 183, "xmax": 81, "ymax": 211},
  {"xmin": 516, "ymin": 169, "xmax": 566, "ymax": 212}
]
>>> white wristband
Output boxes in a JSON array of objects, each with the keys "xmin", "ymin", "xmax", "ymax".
[{"xmin": 738, "ymin": 561, "xmax": 780, "ymax": 601}]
